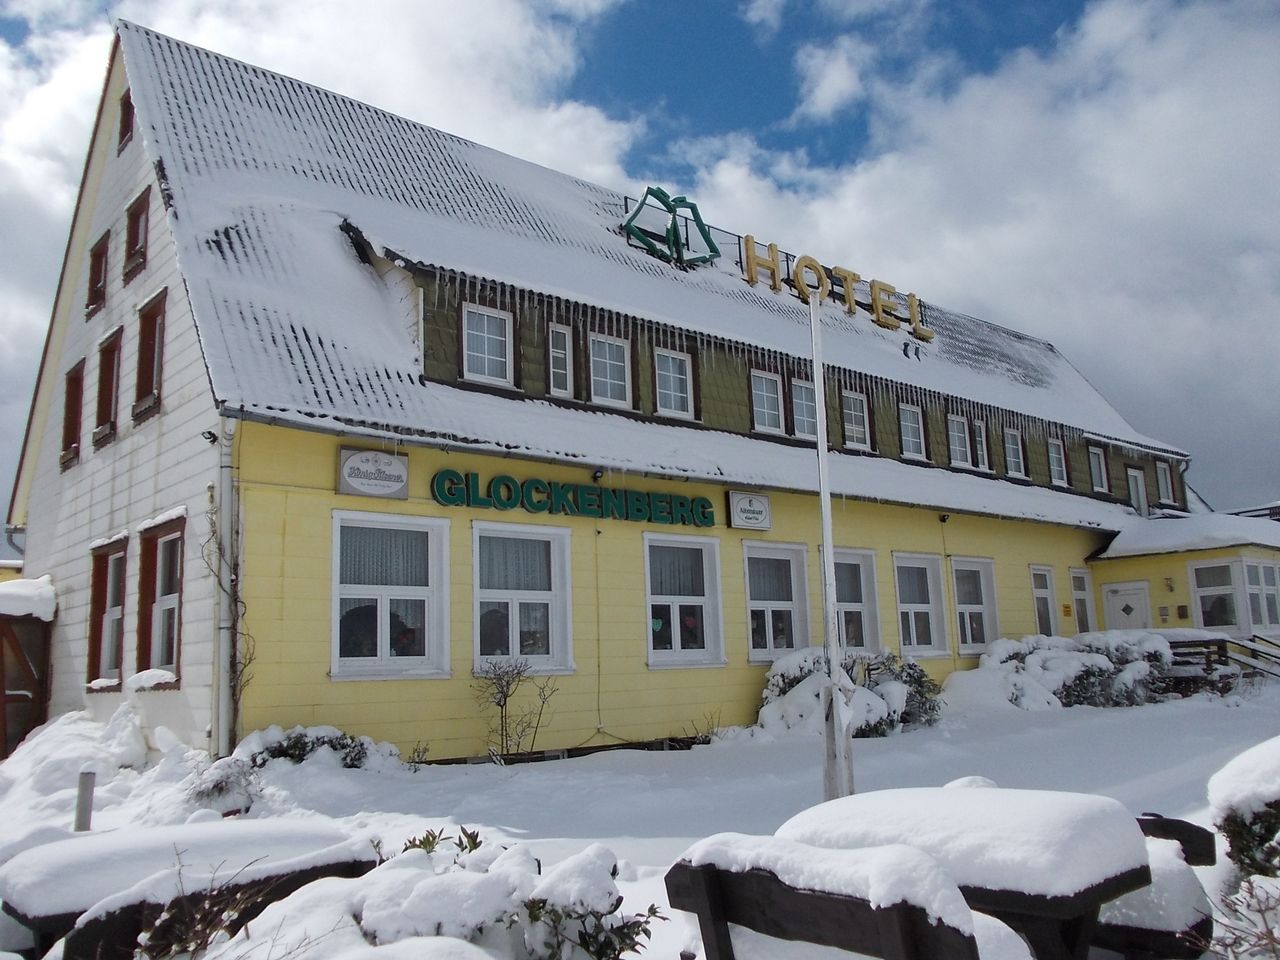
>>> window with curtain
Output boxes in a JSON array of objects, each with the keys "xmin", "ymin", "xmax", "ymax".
[
  {"xmin": 953, "ymin": 559, "xmax": 995, "ymax": 649},
  {"xmin": 895, "ymin": 554, "xmax": 944, "ymax": 651},
  {"xmin": 475, "ymin": 524, "xmax": 572, "ymax": 668},
  {"xmin": 834, "ymin": 549, "xmax": 878, "ymax": 652},
  {"xmin": 334, "ymin": 513, "xmax": 448, "ymax": 676},
  {"xmin": 745, "ymin": 544, "xmax": 807, "ymax": 659},
  {"xmin": 647, "ymin": 540, "xmax": 717, "ymax": 660}
]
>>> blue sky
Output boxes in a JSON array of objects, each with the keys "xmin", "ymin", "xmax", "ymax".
[{"xmin": 0, "ymin": 0, "xmax": 1277, "ymax": 516}]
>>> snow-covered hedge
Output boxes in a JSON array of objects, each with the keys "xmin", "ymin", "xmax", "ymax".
[
  {"xmin": 944, "ymin": 632, "xmax": 1174, "ymax": 712},
  {"xmin": 757, "ymin": 650, "xmax": 941, "ymax": 738},
  {"xmin": 1209, "ymin": 734, "xmax": 1280, "ymax": 878}
]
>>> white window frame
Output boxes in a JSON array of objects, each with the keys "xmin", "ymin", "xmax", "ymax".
[
  {"xmin": 751, "ymin": 370, "xmax": 784, "ymax": 434},
  {"xmin": 1258, "ymin": 563, "xmax": 1280, "ymax": 629},
  {"xmin": 1048, "ymin": 438, "xmax": 1069, "ymax": 487},
  {"xmin": 834, "ymin": 548, "xmax": 879, "ymax": 654},
  {"xmin": 744, "ymin": 541, "xmax": 809, "ymax": 661},
  {"xmin": 589, "ymin": 332, "xmax": 631, "ymax": 408},
  {"xmin": 947, "ymin": 415, "xmax": 972, "ymax": 468},
  {"xmin": 1004, "ymin": 428, "xmax": 1027, "ymax": 478},
  {"xmin": 893, "ymin": 552, "xmax": 947, "ymax": 655},
  {"xmin": 462, "ymin": 304, "xmax": 514, "ymax": 387},
  {"xmin": 841, "ymin": 390, "xmax": 871, "ymax": 451},
  {"xmin": 332, "ymin": 511, "xmax": 450, "ymax": 679},
  {"xmin": 151, "ymin": 532, "xmax": 182, "ymax": 673},
  {"xmin": 645, "ymin": 533, "xmax": 724, "ymax": 668},
  {"xmin": 1126, "ymin": 467, "xmax": 1149, "ymax": 516},
  {"xmin": 99, "ymin": 548, "xmax": 126, "ymax": 681},
  {"xmin": 1088, "ymin": 446, "xmax": 1109, "ymax": 493},
  {"xmin": 791, "ymin": 379, "xmax": 818, "ymax": 439},
  {"xmin": 972, "ymin": 421, "xmax": 990, "ymax": 471},
  {"xmin": 952, "ymin": 557, "xmax": 997, "ymax": 651},
  {"xmin": 474, "ymin": 521, "xmax": 573, "ymax": 672},
  {"xmin": 1189, "ymin": 560, "xmax": 1245, "ymax": 634},
  {"xmin": 899, "ymin": 403, "xmax": 926, "ymax": 461},
  {"xmin": 1070, "ymin": 568, "xmax": 1096, "ymax": 634},
  {"xmin": 654, "ymin": 347, "xmax": 694, "ymax": 420},
  {"xmin": 548, "ymin": 322, "xmax": 573, "ymax": 399},
  {"xmin": 1156, "ymin": 461, "xmax": 1175, "ymax": 505},
  {"xmin": 1030, "ymin": 565, "xmax": 1057, "ymax": 636}
]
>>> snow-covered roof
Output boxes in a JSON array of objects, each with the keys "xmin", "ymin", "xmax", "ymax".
[
  {"xmin": 113, "ymin": 21, "xmax": 1186, "ymax": 486},
  {"xmin": 0, "ymin": 575, "xmax": 56, "ymax": 621},
  {"xmin": 1097, "ymin": 512, "xmax": 1280, "ymax": 559}
]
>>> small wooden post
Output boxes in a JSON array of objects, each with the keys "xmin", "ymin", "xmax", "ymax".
[{"xmin": 74, "ymin": 770, "xmax": 95, "ymax": 831}]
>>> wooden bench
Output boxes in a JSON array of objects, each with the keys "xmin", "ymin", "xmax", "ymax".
[
  {"xmin": 1165, "ymin": 638, "xmax": 1236, "ymax": 693},
  {"xmin": 665, "ymin": 854, "xmax": 983, "ymax": 960}
]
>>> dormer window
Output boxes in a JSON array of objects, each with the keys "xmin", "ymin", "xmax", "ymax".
[
  {"xmin": 118, "ymin": 90, "xmax": 134, "ymax": 151},
  {"xmin": 750, "ymin": 371, "xmax": 783, "ymax": 434},
  {"xmin": 1156, "ymin": 461, "xmax": 1175, "ymax": 505},
  {"xmin": 973, "ymin": 421, "xmax": 990, "ymax": 471},
  {"xmin": 589, "ymin": 332, "xmax": 631, "ymax": 408},
  {"xmin": 1047, "ymin": 438, "xmax": 1069, "ymax": 487},
  {"xmin": 792, "ymin": 380, "xmax": 817, "ymax": 439},
  {"xmin": 899, "ymin": 403, "xmax": 926, "ymax": 461},
  {"xmin": 548, "ymin": 322, "xmax": 573, "ymax": 398},
  {"xmin": 1004, "ymin": 428, "xmax": 1027, "ymax": 478},
  {"xmin": 841, "ymin": 390, "xmax": 870, "ymax": 451},
  {"xmin": 947, "ymin": 415, "xmax": 972, "ymax": 467},
  {"xmin": 86, "ymin": 233, "xmax": 108, "ymax": 315},
  {"xmin": 463, "ymin": 304, "xmax": 514, "ymax": 386},
  {"xmin": 654, "ymin": 348, "xmax": 693, "ymax": 419},
  {"xmin": 123, "ymin": 187, "xmax": 150, "ymax": 284},
  {"xmin": 1088, "ymin": 445, "xmax": 1109, "ymax": 493}
]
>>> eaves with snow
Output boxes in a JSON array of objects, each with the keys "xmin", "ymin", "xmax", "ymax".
[
  {"xmin": 1098, "ymin": 513, "xmax": 1280, "ymax": 560},
  {"xmin": 117, "ymin": 23, "xmax": 1182, "ymax": 532}
]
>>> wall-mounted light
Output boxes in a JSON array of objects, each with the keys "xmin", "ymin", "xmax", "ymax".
[
  {"xmin": 939, "ymin": 513, "xmax": 950, "ymax": 523},
  {"xmin": 201, "ymin": 430, "xmax": 218, "ymax": 445},
  {"xmin": 591, "ymin": 468, "xmax": 605, "ymax": 482}
]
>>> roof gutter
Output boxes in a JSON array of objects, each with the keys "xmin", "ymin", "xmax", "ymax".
[{"xmin": 213, "ymin": 415, "xmax": 238, "ymax": 757}]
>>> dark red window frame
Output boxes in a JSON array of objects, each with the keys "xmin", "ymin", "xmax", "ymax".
[
  {"xmin": 86, "ymin": 233, "xmax": 108, "ymax": 316},
  {"xmin": 87, "ymin": 540, "xmax": 128, "ymax": 689},
  {"xmin": 60, "ymin": 359, "xmax": 85, "ymax": 469},
  {"xmin": 133, "ymin": 290, "xmax": 166, "ymax": 423},
  {"xmin": 118, "ymin": 89, "xmax": 134, "ymax": 152},
  {"xmin": 123, "ymin": 187, "xmax": 150, "ymax": 285},
  {"xmin": 93, "ymin": 328, "xmax": 122, "ymax": 448},
  {"xmin": 136, "ymin": 517, "xmax": 184, "ymax": 684}
]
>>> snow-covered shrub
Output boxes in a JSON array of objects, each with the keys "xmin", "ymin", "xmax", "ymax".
[
  {"xmin": 185, "ymin": 756, "xmax": 259, "ymax": 815},
  {"xmin": 245, "ymin": 725, "xmax": 373, "ymax": 769},
  {"xmin": 865, "ymin": 653, "xmax": 942, "ymax": 726},
  {"xmin": 1209, "ymin": 735, "xmax": 1280, "ymax": 879}
]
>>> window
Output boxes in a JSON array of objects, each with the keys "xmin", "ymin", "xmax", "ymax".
[
  {"xmin": 1126, "ymin": 467, "xmax": 1148, "ymax": 516},
  {"xmin": 1156, "ymin": 461, "xmax": 1175, "ymax": 505},
  {"xmin": 953, "ymin": 558, "xmax": 996, "ymax": 649},
  {"xmin": 1190, "ymin": 563, "xmax": 1240, "ymax": 630},
  {"xmin": 792, "ymin": 380, "xmax": 817, "ymax": 439},
  {"xmin": 646, "ymin": 534, "xmax": 722, "ymax": 666},
  {"xmin": 745, "ymin": 543, "xmax": 808, "ymax": 659},
  {"xmin": 1048, "ymin": 438, "xmax": 1069, "ymax": 487},
  {"xmin": 61, "ymin": 359, "xmax": 85, "ymax": 468},
  {"xmin": 1071, "ymin": 569, "xmax": 1095, "ymax": 633},
  {"xmin": 835, "ymin": 549, "xmax": 878, "ymax": 652},
  {"xmin": 475, "ymin": 523, "xmax": 572, "ymax": 669},
  {"xmin": 88, "ymin": 541, "xmax": 127, "ymax": 685},
  {"xmin": 463, "ymin": 304, "xmax": 514, "ymax": 386},
  {"xmin": 894, "ymin": 554, "xmax": 945, "ymax": 652},
  {"xmin": 1261, "ymin": 564, "xmax": 1280, "ymax": 629},
  {"xmin": 947, "ymin": 415, "xmax": 972, "ymax": 468},
  {"xmin": 590, "ymin": 332, "xmax": 631, "ymax": 407},
  {"xmin": 972, "ymin": 421, "xmax": 990, "ymax": 471},
  {"xmin": 133, "ymin": 291, "xmax": 165, "ymax": 421},
  {"xmin": 751, "ymin": 371, "xmax": 783, "ymax": 433},
  {"xmin": 86, "ymin": 233, "xmax": 108, "ymax": 315},
  {"xmin": 1004, "ymin": 428, "xmax": 1026, "ymax": 478},
  {"xmin": 548, "ymin": 322, "xmax": 573, "ymax": 399},
  {"xmin": 841, "ymin": 390, "xmax": 870, "ymax": 451},
  {"xmin": 94, "ymin": 328, "xmax": 122, "ymax": 447},
  {"xmin": 333, "ymin": 512, "xmax": 449, "ymax": 677},
  {"xmin": 138, "ymin": 518, "xmax": 185, "ymax": 677},
  {"xmin": 654, "ymin": 348, "xmax": 693, "ymax": 419},
  {"xmin": 1030, "ymin": 566, "xmax": 1057, "ymax": 636},
  {"xmin": 123, "ymin": 188, "xmax": 150, "ymax": 284},
  {"xmin": 118, "ymin": 90, "xmax": 134, "ymax": 150},
  {"xmin": 1088, "ymin": 446, "xmax": 1109, "ymax": 493},
  {"xmin": 899, "ymin": 404, "xmax": 926, "ymax": 460}
]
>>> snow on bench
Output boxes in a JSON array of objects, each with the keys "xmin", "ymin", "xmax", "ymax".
[{"xmin": 1093, "ymin": 836, "xmax": 1213, "ymax": 959}]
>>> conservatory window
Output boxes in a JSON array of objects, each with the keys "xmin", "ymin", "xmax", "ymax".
[
  {"xmin": 1071, "ymin": 568, "xmax": 1095, "ymax": 633},
  {"xmin": 947, "ymin": 415, "xmax": 972, "ymax": 468},
  {"xmin": 590, "ymin": 332, "xmax": 631, "ymax": 407},
  {"xmin": 1190, "ymin": 563, "xmax": 1240, "ymax": 630},
  {"xmin": 1004, "ymin": 428, "xmax": 1026, "ymax": 478},
  {"xmin": 1156, "ymin": 461, "xmax": 1175, "ymax": 505},
  {"xmin": 835, "ymin": 549, "xmax": 878, "ymax": 652},
  {"xmin": 792, "ymin": 380, "xmax": 817, "ymax": 439},
  {"xmin": 1030, "ymin": 565, "xmax": 1057, "ymax": 636},
  {"xmin": 841, "ymin": 390, "xmax": 870, "ymax": 450},
  {"xmin": 646, "ymin": 534, "xmax": 722, "ymax": 666},
  {"xmin": 1048, "ymin": 439, "xmax": 1069, "ymax": 487},
  {"xmin": 953, "ymin": 558, "xmax": 996, "ymax": 649},
  {"xmin": 1245, "ymin": 564, "xmax": 1280, "ymax": 630},
  {"xmin": 1127, "ymin": 467, "xmax": 1149, "ymax": 516},
  {"xmin": 894, "ymin": 553, "xmax": 945, "ymax": 652},
  {"xmin": 333, "ymin": 512, "xmax": 449, "ymax": 678},
  {"xmin": 654, "ymin": 348, "xmax": 693, "ymax": 419},
  {"xmin": 972, "ymin": 421, "xmax": 990, "ymax": 471},
  {"xmin": 751, "ymin": 371, "xmax": 783, "ymax": 434},
  {"xmin": 138, "ymin": 518, "xmax": 185, "ymax": 678},
  {"xmin": 899, "ymin": 404, "xmax": 926, "ymax": 460},
  {"xmin": 88, "ymin": 541, "xmax": 127, "ymax": 685},
  {"xmin": 463, "ymin": 304, "xmax": 514, "ymax": 386},
  {"xmin": 548, "ymin": 322, "xmax": 573, "ymax": 399},
  {"xmin": 746, "ymin": 543, "xmax": 808, "ymax": 660},
  {"xmin": 475, "ymin": 523, "xmax": 572, "ymax": 670},
  {"xmin": 1089, "ymin": 446, "xmax": 1109, "ymax": 493}
]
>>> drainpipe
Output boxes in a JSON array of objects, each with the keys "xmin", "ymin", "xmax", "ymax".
[{"xmin": 215, "ymin": 416, "xmax": 238, "ymax": 757}]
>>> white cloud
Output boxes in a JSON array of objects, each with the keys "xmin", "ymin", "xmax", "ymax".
[
  {"xmin": 683, "ymin": 0, "xmax": 1280, "ymax": 507},
  {"xmin": 792, "ymin": 35, "xmax": 871, "ymax": 121},
  {"xmin": 739, "ymin": 0, "xmax": 788, "ymax": 35}
]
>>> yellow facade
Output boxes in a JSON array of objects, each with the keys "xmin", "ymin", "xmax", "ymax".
[
  {"xmin": 235, "ymin": 421, "xmax": 1114, "ymax": 759},
  {"xmin": 0, "ymin": 567, "xmax": 21, "ymax": 584}
]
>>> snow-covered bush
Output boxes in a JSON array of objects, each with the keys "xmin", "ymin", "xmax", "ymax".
[
  {"xmin": 1209, "ymin": 735, "xmax": 1280, "ymax": 879},
  {"xmin": 185, "ymin": 756, "xmax": 259, "ymax": 815},
  {"xmin": 865, "ymin": 653, "xmax": 943, "ymax": 726}
]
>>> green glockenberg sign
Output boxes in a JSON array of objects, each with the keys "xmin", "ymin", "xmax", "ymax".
[{"xmin": 431, "ymin": 469, "xmax": 715, "ymax": 527}]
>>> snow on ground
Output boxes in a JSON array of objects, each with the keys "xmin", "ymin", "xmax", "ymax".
[{"xmin": 1, "ymin": 682, "xmax": 1277, "ymax": 957}]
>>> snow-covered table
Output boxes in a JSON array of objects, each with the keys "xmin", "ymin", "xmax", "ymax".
[{"xmin": 775, "ymin": 786, "xmax": 1153, "ymax": 960}]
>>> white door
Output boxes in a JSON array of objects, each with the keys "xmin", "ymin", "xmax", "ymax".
[{"xmin": 1103, "ymin": 582, "xmax": 1151, "ymax": 630}]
